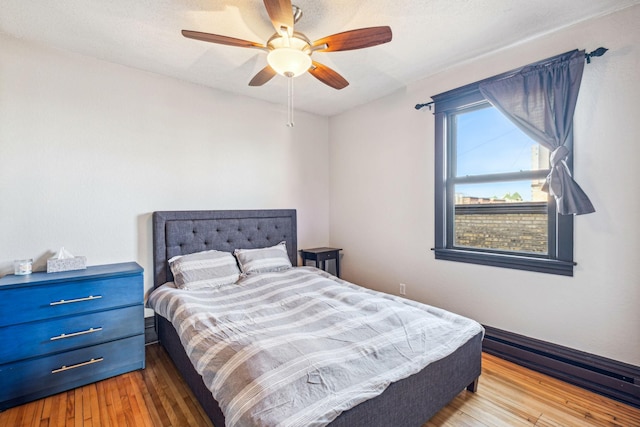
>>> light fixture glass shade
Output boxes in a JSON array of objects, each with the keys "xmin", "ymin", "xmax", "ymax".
[{"xmin": 267, "ymin": 48, "xmax": 312, "ymax": 77}]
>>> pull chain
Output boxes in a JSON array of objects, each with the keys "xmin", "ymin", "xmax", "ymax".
[{"xmin": 285, "ymin": 71, "xmax": 294, "ymax": 127}]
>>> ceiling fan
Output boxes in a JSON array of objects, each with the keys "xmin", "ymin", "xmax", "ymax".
[{"xmin": 181, "ymin": 0, "xmax": 393, "ymax": 90}]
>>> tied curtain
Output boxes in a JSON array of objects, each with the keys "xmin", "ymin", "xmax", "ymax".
[{"xmin": 479, "ymin": 49, "xmax": 595, "ymax": 215}]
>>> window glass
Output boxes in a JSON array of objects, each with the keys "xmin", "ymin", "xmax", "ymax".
[
  {"xmin": 450, "ymin": 104, "xmax": 550, "ymax": 255},
  {"xmin": 455, "ymin": 181, "xmax": 540, "ymax": 204},
  {"xmin": 455, "ymin": 106, "xmax": 549, "ymax": 177},
  {"xmin": 454, "ymin": 182, "xmax": 548, "ymax": 254}
]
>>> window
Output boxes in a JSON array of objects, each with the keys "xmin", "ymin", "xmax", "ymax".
[
  {"xmin": 432, "ymin": 76, "xmax": 575, "ymax": 276},
  {"xmin": 453, "ymin": 104, "xmax": 550, "ymax": 253}
]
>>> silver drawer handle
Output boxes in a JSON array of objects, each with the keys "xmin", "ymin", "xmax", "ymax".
[
  {"xmin": 52, "ymin": 357, "xmax": 104, "ymax": 374},
  {"xmin": 50, "ymin": 295, "xmax": 102, "ymax": 306},
  {"xmin": 50, "ymin": 327, "xmax": 103, "ymax": 341}
]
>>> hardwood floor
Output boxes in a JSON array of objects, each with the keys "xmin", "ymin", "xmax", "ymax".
[
  {"xmin": 427, "ymin": 353, "xmax": 640, "ymax": 427},
  {"xmin": 2, "ymin": 344, "xmax": 639, "ymax": 427}
]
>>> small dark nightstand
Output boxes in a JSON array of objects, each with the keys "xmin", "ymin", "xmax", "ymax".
[{"xmin": 299, "ymin": 247, "xmax": 342, "ymax": 278}]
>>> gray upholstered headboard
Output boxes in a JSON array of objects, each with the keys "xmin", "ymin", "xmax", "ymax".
[{"xmin": 152, "ymin": 210, "xmax": 297, "ymax": 288}]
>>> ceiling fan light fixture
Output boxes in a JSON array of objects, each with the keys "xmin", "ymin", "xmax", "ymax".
[{"xmin": 267, "ymin": 48, "xmax": 311, "ymax": 77}]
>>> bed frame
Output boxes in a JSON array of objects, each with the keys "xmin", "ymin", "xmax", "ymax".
[{"xmin": 152, "ymin": 209, "xmax": 482, "ymax": 426}]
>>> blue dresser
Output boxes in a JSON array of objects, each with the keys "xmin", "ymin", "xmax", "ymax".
[{"xmin": 0, "ymin": 262, "xmax": 145, "ymax": 410}]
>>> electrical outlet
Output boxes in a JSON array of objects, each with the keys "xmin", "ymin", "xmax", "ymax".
[{"xmin": 399, "ymin": 283, "xmax": 406, "ymax": 295}]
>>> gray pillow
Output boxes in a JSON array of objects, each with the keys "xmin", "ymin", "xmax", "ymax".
[
  {"xmin": 234, "ymin": 241, "xmax": 292, "ymax": 275},
  {"xmin": 169, "ymin": 250, "xmax": 240, "ymax": 290}
]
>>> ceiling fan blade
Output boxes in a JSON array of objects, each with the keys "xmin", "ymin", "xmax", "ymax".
[
  {"xmin": 249, "ymin": 66, "xmax": 277, "ymax": 86},
  {"xmin": 308, "ymin": 61, "xmax": 349, "ymax": 90},
  {"xmin": 263, "ymin": 0, "xmax": 294, "ymax": 36},
  {"xmin": 312, "ymin": 26, "xmax": 392, "ymax": 52},
  {"xmin": 182, "ymin": 30, "xmax": 265, "ymax": 49}
]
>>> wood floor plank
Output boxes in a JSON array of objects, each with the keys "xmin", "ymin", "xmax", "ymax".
[
  {"xmin": 133, "ymin": 362, "xmax": 165, "ymax": 427},
  {"xmin": 73, "ymin": 387, "xmax": 83, "ymax": 427},
  {"xmin": 425, "ymin": 402, "xmax": 487, "ymax": 426},
  {"xmin": 143, "ymin": 349, "xmax": 184, "ymax": 427},
  {"xmin": 138, "ymin": 356, "xmax": 173, "ymax": 427},
  {"xmin": 434, "ymin": 389, "xmax": 534, "ymax": 427},
  {"xmin": 150, "ymin": 347, "xmax": 208, "ymax": 427},
  {"xmin": 65, "ymin": 390, "xmax": 75, "ymax": 427},
  {"xmin": 122, "ymin": 373, "xmax": 152, "ymax": 427},
  {"xmin": 116, "ymin": 375, "xmax": 136, "ymax": 427},
  {"xmin": 40, "ymin": 394, "xmax": 52, "ymax": 426},
  {"xmin": 94, "ymin": 380, "xmax": 112, "ymax": 427},
  {"xmin": 81, "ymin": 385, "xmax": 93, "ymax": 427},
  {"xmin": 2, "ymin": 399, "xmax": 20, "ymax": 427},
  {"xmin": 88, "ymin": 383, "xmax": 101, "ymax": 427},
  {"xmin": 1, "ymin": 345, "xmax": 638, "ymax": 427},
  {"xmin": 127, "ymin": 371, "xmax": 155, "ymax": 427},
  {"xmin": 60, "ymin": 391, "xmax": 72, "ymax": 427},
  {"xmin": 46, "ymin": 392, "xmax": 60, "ymax": 427},
  {"xmin": 20, "ymin": 399, "xmax": 44, "ymax": 427}
]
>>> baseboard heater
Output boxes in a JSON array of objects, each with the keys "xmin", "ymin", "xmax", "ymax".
[{"xmin": 482, "ymin": 325, "xmax": 640, "ymax": 409}]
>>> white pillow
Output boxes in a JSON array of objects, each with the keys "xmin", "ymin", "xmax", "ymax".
[
  {"xmin": 234, "ymin": 241, "xmax": 292, "ymax": 275},
  {"xmin": 169, "ymin": 250, "xmax": 240, "ymax": 290}
]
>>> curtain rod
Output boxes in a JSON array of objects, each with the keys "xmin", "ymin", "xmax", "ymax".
[{"xmin": 415, "ymin": 47, "xmax": 608, "ymax": 111}]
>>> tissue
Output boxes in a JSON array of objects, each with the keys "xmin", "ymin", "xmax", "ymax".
[{"xmin": 47, "ymin": 247, "xmax": 87, "ymax": 273}]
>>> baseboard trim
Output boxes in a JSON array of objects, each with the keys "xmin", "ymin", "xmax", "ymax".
[{"xmin": 482, "ymin": 325, "xmax": 640, "ymax": 409}]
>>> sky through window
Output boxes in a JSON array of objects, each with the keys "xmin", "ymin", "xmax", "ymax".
[{"xmin": 455, "ymin": 105, "xmax": 548, "ymax": 202}]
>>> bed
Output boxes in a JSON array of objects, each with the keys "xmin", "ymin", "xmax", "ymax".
[{"xmin": 150, "ymin": 209, "xmax": 483, "ymax": 427}]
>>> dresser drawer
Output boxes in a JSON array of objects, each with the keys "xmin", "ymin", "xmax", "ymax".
[
  {"xmin": 0, "ymin": 334, "xmax": 145, "ymax": 409},
  {"xmin": 0, "ymin": 275, "xmax": 142, "ymax": 327},
  {"xmin": 0, "ymin": 305, "xmax": 143, "ymax": 364},
  {"xmin": 314, "ymin": 251, "xmax": 338, "ymax": 262}
]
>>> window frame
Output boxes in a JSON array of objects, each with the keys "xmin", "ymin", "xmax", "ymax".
[{"xmin": 432, "ymin": 78, "xmax": 575, "ymax": 276}]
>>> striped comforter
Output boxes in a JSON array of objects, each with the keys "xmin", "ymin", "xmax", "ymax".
[{"xmin": 148, "ymin": 267, "xmax": 483, "ymax": 427}]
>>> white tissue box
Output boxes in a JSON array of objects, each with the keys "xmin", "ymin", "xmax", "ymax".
[{"xmin": 47, "ymin": 256, "xmax": 87, "ymax": 273}]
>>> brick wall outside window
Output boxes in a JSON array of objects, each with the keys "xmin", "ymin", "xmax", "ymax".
[{"xmin": 454, "ymin": 202, "xmax": 548, "ymax": 253}]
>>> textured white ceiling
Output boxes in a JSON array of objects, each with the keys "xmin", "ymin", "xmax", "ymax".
[{"xmin": 1, "ymin": 0, "xmax": 638, "ymax": 116}]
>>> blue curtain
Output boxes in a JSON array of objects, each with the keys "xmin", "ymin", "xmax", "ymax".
[{"xmin": 479, "ymin": 50, "xmax": 595, "ymax": 215}]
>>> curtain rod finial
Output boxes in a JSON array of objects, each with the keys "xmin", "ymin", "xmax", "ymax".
[
  {"xmin": 415, "ymin": 102, "xmax": 434, "ymax": 111},
  {"xmin": 585, "ymin": 47, "xmax": 608, "ymax": 63}
]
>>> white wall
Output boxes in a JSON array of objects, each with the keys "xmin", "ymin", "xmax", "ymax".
[
  {"xmin": 0, "ymin": 35, "xmax": 331, "ymax": 312},
  {"xmin": 329, "ymin": 5, "xmax": 640, "ymax": 365}
]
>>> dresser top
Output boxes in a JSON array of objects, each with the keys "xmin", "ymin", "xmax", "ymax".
[{"xmin": 0, "ymin": 262, "xmax": 143, "ymax": 288}]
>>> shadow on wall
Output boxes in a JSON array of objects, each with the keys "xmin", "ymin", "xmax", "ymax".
[{"xmin": 137, "ymin": 212, "xmax": 154, "ymax": 310}]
